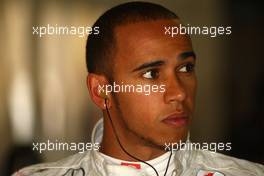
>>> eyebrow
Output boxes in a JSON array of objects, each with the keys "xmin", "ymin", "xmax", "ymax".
[
  {"xmin": 132, "ymin": 51, "xmax": 196, "ymax": 72},
  {"xmin": 178, "ymin": 51, "xmax": 196, "ymax": 61},
  {"xmin": 132, "ymin": 60, "xmax": 165, "ymax": 72}
]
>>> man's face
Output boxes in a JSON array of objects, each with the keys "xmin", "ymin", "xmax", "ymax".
[{"xmin": 110, "ymin": 19, "xmax": 197, "ymax": 147}]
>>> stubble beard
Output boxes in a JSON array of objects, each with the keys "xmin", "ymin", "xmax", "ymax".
[{"xmin": 111, "ymin": 92, "xmax": 165, "ymax": 151}]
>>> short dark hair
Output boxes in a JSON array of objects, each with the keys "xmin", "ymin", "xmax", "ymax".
[{"xmin": 86, "ymin": 1, "xmax": 178, "ymax": 80}]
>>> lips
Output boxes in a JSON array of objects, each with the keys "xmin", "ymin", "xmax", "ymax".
[{"xmin": 162, "ymin": 113, "xmax": 189, "ymax": 127}]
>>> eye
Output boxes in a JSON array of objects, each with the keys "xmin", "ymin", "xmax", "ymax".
[
  {"xmin": 178, "ymin": 63, "xmax": 195, "ymax": 73},
  {"xmin": 142, "ymin": 69, "xmax": 159, "ymax": 79}
]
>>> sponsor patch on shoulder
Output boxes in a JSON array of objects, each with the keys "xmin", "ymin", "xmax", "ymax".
[{"xmin": 197, "ymin": 170, "xmax": 225, "ymax": 176}]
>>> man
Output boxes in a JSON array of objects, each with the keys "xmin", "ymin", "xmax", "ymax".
[{"xmin": 14, "ymin": 1, "xmax": 264, "ymax": 176}]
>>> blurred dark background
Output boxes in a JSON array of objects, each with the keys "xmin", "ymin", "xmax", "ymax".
[
  {"xmin": 228, "ymin": 0, "xmax": 264, "ymax": 163},
  {"xmin": 0, "ymin": 0, "xmax": 263, "ymax": 175}
]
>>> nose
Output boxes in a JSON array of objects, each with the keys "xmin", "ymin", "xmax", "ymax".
[{"xmin": 164, "ymin": 76, "xmax": 186, "ymax": 104}]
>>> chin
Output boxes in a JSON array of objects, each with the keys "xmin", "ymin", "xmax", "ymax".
[{"xmin": 159, "ymin": 129, "xmax": 189, "ymax": 145}]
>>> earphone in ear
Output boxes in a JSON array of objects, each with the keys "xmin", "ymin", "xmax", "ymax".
[{"xmin": 99, "ymin": 89, "xmax": 109, "ymax": 99}]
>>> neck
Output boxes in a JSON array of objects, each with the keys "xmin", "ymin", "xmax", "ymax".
[{"xmin": 100, "ymin": 113, "xmax": 165, "ymax": 161}]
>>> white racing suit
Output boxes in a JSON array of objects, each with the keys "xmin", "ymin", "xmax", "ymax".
[{"xmin": 13, "ymin": 118, "xmax": 264, "ymax": 176}]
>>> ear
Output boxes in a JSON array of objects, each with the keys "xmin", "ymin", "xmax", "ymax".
[{"xmin": 86, "ymin": 73, "xmax": 111, "ymax": 109}]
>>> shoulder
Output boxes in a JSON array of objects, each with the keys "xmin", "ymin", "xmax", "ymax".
[
  {"xmin": 190, "ymin": 149, "xmax": 264, "ymax": 175},
  {"xmin": 12, "ymin": 151, "xmax": 92, "ymax": 176}
]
